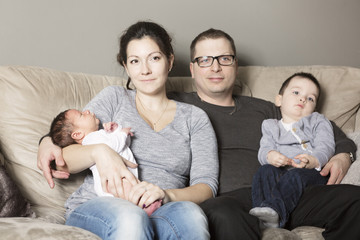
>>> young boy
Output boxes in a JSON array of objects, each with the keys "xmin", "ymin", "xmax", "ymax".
[
  {"xmin": 249, "ymin": 72, "xmax": 335, "ymax": 228},
  {"xmin": 49, "ymin": 109, "xmax": 161, "ymax": 215}
]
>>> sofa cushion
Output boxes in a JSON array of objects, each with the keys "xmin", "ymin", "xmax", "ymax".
[
  {"xmin": 237, "ymin": 66, "xmax": 360, "ymax": 133},
  {"xmin": 0, "ymin": 66, "xmax": 126, "ymax": 222},
  {"xmin": 0, "ymin": 217, "xmax": 100, "ymax": 240},
  {"xmin": 166, "ymin": 66, "xmax": 360, "ymax": 133}
]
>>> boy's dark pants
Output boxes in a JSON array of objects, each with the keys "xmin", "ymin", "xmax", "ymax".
[{"xmin": 251, "ymin": 165, "xmax": 328, "ymax": 227}]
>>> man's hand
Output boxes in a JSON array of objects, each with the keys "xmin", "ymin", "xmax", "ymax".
[
  {"xmin": 267, "ymin": 150, "xmax": 292, "ymax": 167},
  {"xmin": 320, "ymin": 153, "xmax": 351, "ymax": 184},
  {"xmin": 37, "ymin": 136, "xmax": 70, "ymax": 188}
]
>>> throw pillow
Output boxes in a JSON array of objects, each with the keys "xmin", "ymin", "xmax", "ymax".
[{"xmin": 0, "ymin": 165, "xmax": 35, "ymax": 217}]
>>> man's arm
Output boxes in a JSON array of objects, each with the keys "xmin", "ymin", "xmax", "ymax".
[
  {"xmin": 320, "ymin": 121, "xmax": 357, "ymax": 184},
  {"xmin": 332, "ymin": 121, "xmax": 357, "ymax": 157}
]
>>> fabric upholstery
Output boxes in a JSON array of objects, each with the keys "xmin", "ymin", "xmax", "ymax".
[
  {"xmin": 0, "ymin": 218, "xmax": 100, "ymax": 240},
  {"xmin": 0, "ymin": 65, "xmax": 359, "ymax": 239},
  {"xmin": 341, "ymin": 131, "xmax": 360, "ymax": 185}
]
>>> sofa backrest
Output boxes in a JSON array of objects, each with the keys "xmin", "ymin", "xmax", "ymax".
[
  {"xmin": 0, "ymin": 66, "xmax": 127, "ymax": 223},
  {"xmin": 0, "ymin": 65, "xmax": 359, "ymax": 223},
  {"xmin": 168, "ymin": 65, "xmax": 360, "ymax": 133}
]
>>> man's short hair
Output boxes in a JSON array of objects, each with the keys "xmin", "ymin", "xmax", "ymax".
[{"xmin": 190, "ymin": 28, "xmax": 236, "ymax": 60}]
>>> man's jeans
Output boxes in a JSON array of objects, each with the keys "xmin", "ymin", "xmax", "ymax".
[
  {"xmin": 252, "ymin": 165, "xmax": 328, "ymax": 227},
  {"xmin": 66, "ymin": 197, "xmax": 209, "ymax": 240}
]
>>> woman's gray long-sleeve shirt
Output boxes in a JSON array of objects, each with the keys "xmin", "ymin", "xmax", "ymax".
[{"xmin": 65, "ymin": 86, "xmax": 219, "ymax": 218}]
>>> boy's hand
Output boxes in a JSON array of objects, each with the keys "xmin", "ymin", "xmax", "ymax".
[
  {"xmin": 267, "ymin": 151, "xmax": 292, "ymax": 167},
  {"xmin": 103, "ymin": 122, "xmax": 118, "ymax": 133},
  {"xmin": 292, "ymin": 154, "xmax": 319, "ymax": 169}
]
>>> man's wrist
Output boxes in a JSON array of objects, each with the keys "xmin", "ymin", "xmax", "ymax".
[{"xmin": 349, "ymin": 152, "xmax": 355, "ymax": 163}]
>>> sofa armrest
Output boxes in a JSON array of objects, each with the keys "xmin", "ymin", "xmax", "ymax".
[{"xmin": 341, "ymin": 131, "xmax": 360, "ymax": 185}]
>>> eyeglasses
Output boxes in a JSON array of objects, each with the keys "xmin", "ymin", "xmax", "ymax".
[{"xmin": 192, "ymin": 55, "xmax": 235, "ymax": 68}]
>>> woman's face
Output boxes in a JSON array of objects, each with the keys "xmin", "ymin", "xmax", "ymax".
[{"xmin": 124, "ymin": 36, "xmax": 173, "ymax": 95}]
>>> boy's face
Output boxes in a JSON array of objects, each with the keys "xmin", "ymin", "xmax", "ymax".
[
  {"xmin": 67, "ymin": 109, "xmax": 100, "ymax": 134},
  {"xmin": 275, "ymin": 76, "xmax": 319, "ymax": 123}
]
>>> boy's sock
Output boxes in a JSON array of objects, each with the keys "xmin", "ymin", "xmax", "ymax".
[{"xmin": 249, "ymin": 207, "xmax": 279, "ymax": 228}]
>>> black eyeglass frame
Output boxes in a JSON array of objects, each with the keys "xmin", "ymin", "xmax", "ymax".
[{"xmin": 191, "ymin": 55, "xmax": 236, "ymax": 68}]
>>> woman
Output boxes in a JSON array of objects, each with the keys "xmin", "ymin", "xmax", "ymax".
[{"xmin": 38, "ymin": 21, "xmax": 219, "ymax": 239}]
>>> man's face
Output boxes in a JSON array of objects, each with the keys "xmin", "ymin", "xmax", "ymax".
[{"xmin": 190, "ymin": 38, "xmax": 238, "ymax": 102}]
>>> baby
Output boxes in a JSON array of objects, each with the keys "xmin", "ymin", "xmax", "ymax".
[{"xmin": 49, "ymin": 109, "xmax": 161, "ymax": 216}]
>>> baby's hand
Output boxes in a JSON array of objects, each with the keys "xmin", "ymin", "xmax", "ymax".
[
  {"xmin": 267, "ymin": 151, "xmax": 292, "ymax": 167},
  {"xmin": 103, "ymin": 122, "xmax": 118, "ymax": 133},
  {"xmin": 121, "ymin": 127, "xmax": 134, "ymax": 137},
  {"xmin": 292, "ymin": 154, "xmax": 319, "ymax": 169}
]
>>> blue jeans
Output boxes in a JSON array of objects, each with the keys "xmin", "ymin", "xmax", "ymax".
[
  {"xmin": 66, "ymin": 197, "xmax": 209, "ymax": 240},
  {"xmin": 252, "ymin": 165, "xmax": 328, "ymax": 227}
]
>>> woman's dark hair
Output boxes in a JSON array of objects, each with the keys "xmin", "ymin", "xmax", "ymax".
[{"xmin": 117, "ymin": 21, "xmax": 174, "ymax": 89}]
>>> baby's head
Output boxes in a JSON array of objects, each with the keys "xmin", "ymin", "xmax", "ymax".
[
  {"xmin": 50, "ymin": 109, "xmax": 100, "ymax": 148},
  {"xmin": 275, "ymin": 72, "xmax": 321, "ymax": 123}
]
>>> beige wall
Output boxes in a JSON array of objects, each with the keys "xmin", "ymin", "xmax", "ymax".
[{"xmin": 1, "ymin": 0, "xmax": 359, "ymax": 77}]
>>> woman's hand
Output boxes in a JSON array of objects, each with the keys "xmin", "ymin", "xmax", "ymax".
[
  {"xmin": 267, "ymin": 151, "xmax": 292, "ymax": 167},
  {"xmin": 127, "ymin": 181, "xmax": 167, "ymax": 209},
  {"xmin": 37, "ymin": 136, "xmax": 70, "ymax": 188},
  {"xmin": 92, "ymin": 144, "xmax": 139, "ymax": 198}
]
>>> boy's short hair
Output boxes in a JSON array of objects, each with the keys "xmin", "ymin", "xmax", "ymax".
[
  {"xmin": 49, "ymin": 109, "xmax": 76, "ymax": 148},
  {"xmin": 279, "ymin": 72, "xmax": 321, "ymax": 99}
]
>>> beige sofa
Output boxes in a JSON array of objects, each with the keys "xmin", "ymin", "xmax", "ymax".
[{"xmin": 0, "ymin": 65, "xmax": 359, "ymax": 240}]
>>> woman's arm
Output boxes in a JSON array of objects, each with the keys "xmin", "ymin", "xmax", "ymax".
[
  {"xmin": 164, "ymin": 183, "xmax": 213, "ymax": 204},
  {"xmin": 128, "ymin": 182, "xmax": 213, "ymax": 210},
  {"xmin": 37, "ymin": 136, "xmax": 70, "ymax": 188},
  {"xmin": 166, "ymin": 106, "xmax": 218, "ymax": 203},
  {"xmin": 61, "ymin": 143, "xmax": 97, "ymax": 173},
  {"xmin": 63, "ymin": 143, "xmax": 138, "ymax": 198}
]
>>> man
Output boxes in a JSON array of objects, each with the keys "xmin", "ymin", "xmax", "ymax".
[{"xmin": 168, "ymin": 29, "xmax": 359, "ymax": 240}]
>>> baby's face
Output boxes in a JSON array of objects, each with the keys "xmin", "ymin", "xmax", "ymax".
[{"xmin": 67, "ymin": 109, "xmax": 100, "ymax": 132}]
